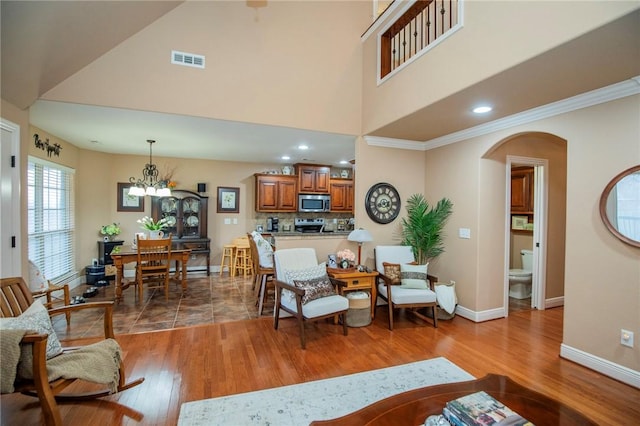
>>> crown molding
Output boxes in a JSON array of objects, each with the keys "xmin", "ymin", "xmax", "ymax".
[
  {"xmin": 365, "ymin": 76, "xmax": 640, "ymax": 152},
  {"xmin": 364, "ymin": 135, "xmax": 425, "ymax": 150}
]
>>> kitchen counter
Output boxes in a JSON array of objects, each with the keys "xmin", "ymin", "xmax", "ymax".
[{"xmin": 271, "ymin": 231, "xmax": 351, "ymax": 237}]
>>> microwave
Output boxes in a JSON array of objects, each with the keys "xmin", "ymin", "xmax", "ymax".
[{"xmin": 298, "ymin": 194, "xmax": 331, "ymax": 213}]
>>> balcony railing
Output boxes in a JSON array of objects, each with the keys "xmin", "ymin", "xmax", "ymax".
[{"xmin": 380, "ymin": 0, "xmax": 459, "ymax": 79}]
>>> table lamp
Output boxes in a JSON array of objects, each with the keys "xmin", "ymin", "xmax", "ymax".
[{"xmin": 347, "ymin": 228, "xmax": 373, "ymax": 266}]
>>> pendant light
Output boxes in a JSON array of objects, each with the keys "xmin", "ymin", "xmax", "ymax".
[{"xmin": 128, "ymin": 139, "xmax": 171, "ymax": 197}]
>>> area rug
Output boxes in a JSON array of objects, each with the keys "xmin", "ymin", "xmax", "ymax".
[{"xmin": 178, "ymin": 357, "xmax": 474, "ymax": 425}]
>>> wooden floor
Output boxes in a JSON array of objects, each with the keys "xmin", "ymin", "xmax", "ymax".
[{"xmin": 3, "ymin": 299, "xmax": 639, "ymax": 425}]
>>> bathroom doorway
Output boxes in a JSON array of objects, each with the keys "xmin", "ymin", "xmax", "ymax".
[{"xmin": 506, "ymin": 156, "xmax": 548, "ymax": 314}]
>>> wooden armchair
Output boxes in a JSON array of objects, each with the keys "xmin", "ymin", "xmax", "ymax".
[
  {"xmin": 0, "ymin": 277, "xmax": 144, "ymax": 426},
  {"xmin": 28, "ymin": 260, "xmax": 71, "ymax": 325},
  {"xmin": 374, "ymin": 246, "xmax": 438, "ymax": 330},
  {"xmin": 273, "ymin": 248, "xmax": 349, "ymax": 349}
]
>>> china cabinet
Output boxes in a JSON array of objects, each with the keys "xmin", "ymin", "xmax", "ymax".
[
  {"xmin": 296, "ymin": 163, "xmax": 330, "ymax": 193},
  {"xmin": 151, "ymin": 189, "xmax": 210, "ymax": 275},
  {"xmin": 255, "ymin": 174, "xmax": 297, "ymax": 212}
]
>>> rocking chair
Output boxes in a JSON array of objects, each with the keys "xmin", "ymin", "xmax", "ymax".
[{"xmin": 0, "ymin": 277, "xmax": 144, "ymax": 426}]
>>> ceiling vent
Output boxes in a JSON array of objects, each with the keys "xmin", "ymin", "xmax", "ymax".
[{"xmin": 171, "ymin": 50, "xmax": 205, "ymax": 69}]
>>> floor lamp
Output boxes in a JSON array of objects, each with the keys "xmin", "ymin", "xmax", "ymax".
[{"xmin": 347, "ymin": 228, "xmax": 373, "ymax": 266}]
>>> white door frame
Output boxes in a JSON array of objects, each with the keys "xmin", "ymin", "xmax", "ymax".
[
  {"xmin": 0, "ymin": 118, "xmax": 22, "ymax": 278},
  {"xmin": 505, "ymin": 155, "xmax": 548, "ymax": 313}
]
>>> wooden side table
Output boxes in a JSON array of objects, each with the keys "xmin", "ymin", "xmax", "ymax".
[{"xmin": 327, "ymin": 270, "xmax": 379, "ymax": 319}]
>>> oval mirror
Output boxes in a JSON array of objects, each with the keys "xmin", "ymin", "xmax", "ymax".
[{"xmin": 599, "ymin": 165, "xmax": 640, "ymax": 248}]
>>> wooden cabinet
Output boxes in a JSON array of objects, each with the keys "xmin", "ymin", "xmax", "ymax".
[
  {"xmin": 329, "ymin": 179, "xmax": 354, "ymax": 212},
  {"xmin": 297, "ymin": 164, "xmax": 330, "ymax": 193},
  {"xmin": 151, "ymin": 189, "xmax": 211, "ymax": 275},
  {"xmin": 511, "ymin": 167, "xmax": 534, "ymax": 213},
  {"xmin": 255, "ymin": 174, "xmax": 297, "ymax": 212}
]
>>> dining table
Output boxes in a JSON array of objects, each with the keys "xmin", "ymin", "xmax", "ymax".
[{"xmin": 109, "ymin": 245, "xmax": 192, "ymax": 303}]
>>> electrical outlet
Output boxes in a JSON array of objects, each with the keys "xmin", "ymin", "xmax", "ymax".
[
  {"xmin": 233, "ymin": 218, "xmax": 238, "ymax": 225},
  {"xmin": 621, "ymin": 329, "xmax": 634, "ymax": 348}
]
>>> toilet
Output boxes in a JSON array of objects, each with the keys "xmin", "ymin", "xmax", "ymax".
[{"xmin": 509, "ymin": 249, "xmax": 533, "ymax": 299}]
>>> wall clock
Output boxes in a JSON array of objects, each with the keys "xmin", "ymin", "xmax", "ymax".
[{"xmin": 365, "ymin": 182, "xmax": 401, "ymax": 224}]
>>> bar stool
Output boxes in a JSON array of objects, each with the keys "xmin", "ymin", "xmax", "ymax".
[
  {"xmin": 232, "ymin": 237, "xmax": 254, "ymax": 278},
  {"xmin": 219, "ymin": 244, "xmax": 235, "ymax": 276}
]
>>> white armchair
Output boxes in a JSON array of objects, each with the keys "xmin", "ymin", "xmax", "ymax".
[
  {"xmin": 273, "ymin": 248, "xmax": 349, "ymax": 349},
  {"xmin": 374, "ymin": 245, "xmax": 438, "ymax": 330}
]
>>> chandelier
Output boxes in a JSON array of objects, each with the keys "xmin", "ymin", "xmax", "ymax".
[{"xmin": 128, "ymin": 139, "xmax": 171, "ymax": 197}]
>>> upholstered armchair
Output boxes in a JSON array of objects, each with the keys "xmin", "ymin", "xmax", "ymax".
[
  {"xmin": 273, "ymin": 248, "xmax": 349, "ymax": 349},
  {"xmin": 374, "ymin": 245, "xmax": 438, "ymax": 330}
]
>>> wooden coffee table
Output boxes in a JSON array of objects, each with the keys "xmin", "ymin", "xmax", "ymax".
[{"xmin": 311, "ymin": 374, "xmax": 594, "ymax": 425}]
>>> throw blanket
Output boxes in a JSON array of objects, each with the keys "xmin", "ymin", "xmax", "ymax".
[
  {"xmin": 46, "ymin": 338, "xmax": 123, "ymax": 393},
  {"xmin": 0, "ymin": 332, "xmax": 123, "ymax": 394},
  {"xmin": 1, "ymin": 329, "xmax": 28, "ymax": 393}
]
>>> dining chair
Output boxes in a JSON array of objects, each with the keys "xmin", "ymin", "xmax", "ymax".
[
  {"xmin": 136, "ymin": 235, "xmax": 172, "ymax": 302},
  {"xmin": 247, "ymin": 232, "xmax": 275, "ymax": 316}
]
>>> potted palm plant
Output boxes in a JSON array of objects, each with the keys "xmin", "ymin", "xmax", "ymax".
[
  {"xmin": 401, "ymin": 194, "xmax": 455, "ymax": 320},
  {"xmin": 400, "ymin": 194, "xmax": 453, "ymax": 264}
]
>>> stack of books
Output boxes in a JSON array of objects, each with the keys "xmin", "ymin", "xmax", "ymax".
[{"xmin": 442, "ymin": 391, "xmax": 534, "ymax": 426}]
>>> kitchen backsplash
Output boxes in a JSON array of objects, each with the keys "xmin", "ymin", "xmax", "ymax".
[{"xmin": 254, "ymin": 212, "xmax": 354, "ymax": 233}]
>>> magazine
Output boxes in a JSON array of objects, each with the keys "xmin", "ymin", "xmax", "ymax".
[{"xmin": 444, "ymin": 391, "xmax": 534, "ymax": 426}]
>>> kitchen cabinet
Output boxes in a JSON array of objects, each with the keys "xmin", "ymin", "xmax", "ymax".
[
  {"xmin": 511, "ymin": 167, "xmax": 534, "ymax": 213},
  {"xmin": 329, "ymin": 179, "xmax": 354, "ymax": 212},
  {"xmin": 151, "ymin": 189, "xmax": 211, "ymax": 275},
  {"xmin": 297, "ymin": 164, "xmax": 330, "ymax": 193},
  {"xmin": 255, "ymin": 174, "xmax": 297, "ymax": 212}
]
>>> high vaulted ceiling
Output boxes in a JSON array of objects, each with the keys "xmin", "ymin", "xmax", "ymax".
[{"xmin": 2, "ymin": 2, "xmax": 639, "ymax": 164}]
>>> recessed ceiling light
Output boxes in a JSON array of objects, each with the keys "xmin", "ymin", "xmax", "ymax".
[
  {"xmin": 339, "ymin": 160, "xmax": 348, "ymax": 164},
  {"xmin": 281, "ymin": 155, "xmax": 290, "ymax": 160},
  {"xmin": 473, "ymin": 106, "xmax": 492, "ymax": 114},
  {"xmin": 298, "ymin": 144, "xmax": 309, "ymax": 150}
]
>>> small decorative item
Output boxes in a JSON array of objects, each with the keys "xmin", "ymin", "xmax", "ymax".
[
  {"xmin": 100, "ymin": 222, "xmax": 121, "ymax": 241},
  {"xmin": 327, "ymin": 254, "xmax": 337, "ymax": 268},
  {"xmin": 336, "ymin": 248, "xmax": 356, "ymax": 268},
  {"xmin": 511, "ymin": 215, "xmax": 528, "ymax": 230},
  {"xmin": 340, "ymin": 169, "xmax": 349, "ymax": 178},
  {"xmin": 137, "ymin": 216, "xmax": 169, "ymax": 239},
  {"xmin": 217, "ymin": 186, "xmax": 240, "ymax": 213},
  {"xmin": 282, "ymin": 165, "xmax": 292, "ymax": 175}
]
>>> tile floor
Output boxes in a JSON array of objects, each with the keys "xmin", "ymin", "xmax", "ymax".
[{"xmin": 51, "ymin": 272, "xmax": 274, "ymax": 341}]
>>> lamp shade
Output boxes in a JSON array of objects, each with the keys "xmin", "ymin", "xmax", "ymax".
[{"xmin": 348, "ymin": 228, "xmax": 373, "ymax": 243}]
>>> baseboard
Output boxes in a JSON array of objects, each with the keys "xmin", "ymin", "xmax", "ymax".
[
  {"xmin": 545, "ymin": 296, "xmax": 564, "ymax": 309},
  {"xmin": 560, "ymin": 344, "xmax": 640, "ymax": 389},
  {"xmin": 455, "ymin": 305, "xmax": 505, "ymax": 322}
]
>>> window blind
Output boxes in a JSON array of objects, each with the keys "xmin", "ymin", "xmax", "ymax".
[{"xmin": 27, "ymin": 156, "xmax": 76, "ymax": 283}]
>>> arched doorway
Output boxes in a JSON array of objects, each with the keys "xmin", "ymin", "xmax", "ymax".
[{"xmin": 484, "ymin": 132, "xmax": 567, "ymax": 315}]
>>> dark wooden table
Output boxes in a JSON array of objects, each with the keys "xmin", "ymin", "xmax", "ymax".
[
  {"xmin": 110, "ymin": 246, "xmax": 191, "ymax": 303},
  {"xmin": 311, "ymin": 374, "xmax": 595, "ymax": 425}
]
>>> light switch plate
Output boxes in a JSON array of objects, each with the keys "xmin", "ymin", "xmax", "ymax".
[
  {"xmin": 233, "ymin": 218, "xmax": 238, "ymax": 225},
  {"xmin": 224, "ymin": 218, "xmax": 231, "ymax": 225},
  {"xmin": 459, "ymin": 228, "xmax": 471, "ymax": 239}
]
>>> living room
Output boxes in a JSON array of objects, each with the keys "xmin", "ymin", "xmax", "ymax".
[{"xmin": 1, "ymin": 1, "xmax": 639, "ymax": 424}]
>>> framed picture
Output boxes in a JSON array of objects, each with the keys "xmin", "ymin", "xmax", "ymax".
[
  {"xmin": 511, "ymin": 215, "xmax": 528, "ymax": 230},
  {"xmin": 217, "ymin": 186, "xmax": 239, "ymax": 213},
  {"xmin": 117, "ymin": 182, "xmax": 144, "ymax": 212}
]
